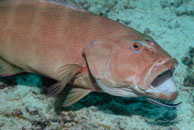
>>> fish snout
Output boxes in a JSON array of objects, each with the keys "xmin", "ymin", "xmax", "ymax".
[
  {"xmin": 144, "ymin": 60, "xmax": 178, "ymax": 101},
  {"xmin": 145, "ymin": 74, "xmax": 178, "ymax": 101},
  {"xmin": 137, "ymin": 57, "xmax": 178, "ymax": 101},
  {"xmin": 153, "ymin": 58, "xmax": 178, "ymax": 72}
]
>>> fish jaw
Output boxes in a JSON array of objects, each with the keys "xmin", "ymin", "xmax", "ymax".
[
  {"xmin": 145, "ymin": 77, "xmax": 177, "ymax": 101},
  {"xmin": 137, "ymin": 58, "xmax": 178, "ymax": 101},
  {"xmin": 96, "ymin": 79, "xmax": 140, "ymax": 97}
]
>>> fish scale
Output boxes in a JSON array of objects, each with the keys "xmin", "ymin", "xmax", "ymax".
[{"xmin": 0, "ymin": 0, "xmax": 180, "ymax": 107}]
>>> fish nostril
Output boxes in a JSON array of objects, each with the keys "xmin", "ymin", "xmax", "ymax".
[
  {"xmin": 152, "ymin": 59, "xmax": 167, "ymax": 71},
  {"xmin": 157, "ymin": 59, "xmax": 169, "ymax": 66},
  {"xmin": 155, "ymin": 60, "xmax": 163, "ymax": 67}
]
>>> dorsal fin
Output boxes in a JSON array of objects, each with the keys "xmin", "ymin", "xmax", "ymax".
[
  {"xmin": 44, "ymin": 0, "xmax": 87, "ymax": 12},
  {"xmin": 0, "ymin": 0, "xmax": 88, "ymax": 12}
]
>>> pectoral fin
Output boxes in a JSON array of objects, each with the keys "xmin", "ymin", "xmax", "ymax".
[
  {"xmin": 0, "ymin": 58, "xmax": 23, "ymax": 77},
  {"xmin": 48, "ymin": 64, "xmax": 82, "ymax": 96},
  {"xmin": 63, "ymin": 88, "xmax": 91, "ymax": 107}
]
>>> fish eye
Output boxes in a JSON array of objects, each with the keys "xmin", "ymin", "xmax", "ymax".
[
  {"xmin": 131, "ymin": 40, "xmax": 144, "ymax": 53},
  {"xmin": 133, "ymin": 42, "xmax": 140, "ymax": 48}
]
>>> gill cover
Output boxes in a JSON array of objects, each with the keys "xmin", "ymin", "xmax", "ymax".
[{"xmin": 83, "ymin": 40, "xmax": 112, "ymax": 79}]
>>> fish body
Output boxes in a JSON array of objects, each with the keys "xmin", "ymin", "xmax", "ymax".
[
  {"xmin": 0, "ymin": 0, "xmax": 179, "ymax": 107},
  {"xmin": 0, "ymin": 1, "xmax": 117, "ymax": 78}
]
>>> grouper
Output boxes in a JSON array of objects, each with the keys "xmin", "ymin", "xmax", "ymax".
[{"xmin": 0, "ymin": 0, "xmax": 181, "ymax": 107}]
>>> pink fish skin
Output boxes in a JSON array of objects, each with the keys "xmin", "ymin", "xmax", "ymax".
[{"xmin": 0, "ymin": 0, "xmax": 178, "ymax": 107}]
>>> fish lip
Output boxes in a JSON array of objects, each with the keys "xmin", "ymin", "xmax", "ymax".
[
  {"xmin": 138, "ymin": 58, "xmax": 178, "ymax": 101},
  {"xmin": 145, "ymin": 68, "xmax": 177, "ymax": 101}
]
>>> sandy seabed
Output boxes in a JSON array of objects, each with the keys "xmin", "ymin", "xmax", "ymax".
[{"xmin": 0, "ymin": 0, "xmax": 194, "ymax": 130}]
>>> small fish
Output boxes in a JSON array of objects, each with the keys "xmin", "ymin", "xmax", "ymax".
[{"xmin": 0, "ymin": 0, "xmax": 180, "ymax": 107}]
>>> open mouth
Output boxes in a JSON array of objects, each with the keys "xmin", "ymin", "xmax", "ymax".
[
  {"xmin": 144, "ymin": 68, "xmax": 182, "ymax": 107},
  {"xmin": 145, "ymin": 68, "xmax": 176, "ymax": 99},
  {"xmin": 151, "ymin": 69, "xmax": 174, "ymax": 92}
]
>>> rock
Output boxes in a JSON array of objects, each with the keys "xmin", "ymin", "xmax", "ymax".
[{"xmin": 182, "ymin": 46, "xmax": 194, "ymax": 87}]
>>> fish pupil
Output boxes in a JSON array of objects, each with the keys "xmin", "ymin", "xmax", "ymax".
[{"xmin": 134, "ymin": 44, "xmax": 139, "ymax": 48}]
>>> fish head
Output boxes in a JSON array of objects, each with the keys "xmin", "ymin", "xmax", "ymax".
[{"xmin": 83, "ymin": 31, "xmax": 178, "ymax": 102}]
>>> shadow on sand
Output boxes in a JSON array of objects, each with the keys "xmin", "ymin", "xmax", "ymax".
[{"xmin": 0, "ymin": 73, "xmax": 179, "ymax": 127}]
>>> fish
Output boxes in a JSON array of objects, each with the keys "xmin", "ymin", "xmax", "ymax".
[{"xmin": 0, "ymin": 0, "xmax": 180, "ymax": 107}]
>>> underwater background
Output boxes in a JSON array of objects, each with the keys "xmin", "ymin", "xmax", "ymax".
[{"xmin": 0, "ymin": 0, "xmax": 194, "ymax": 129}]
